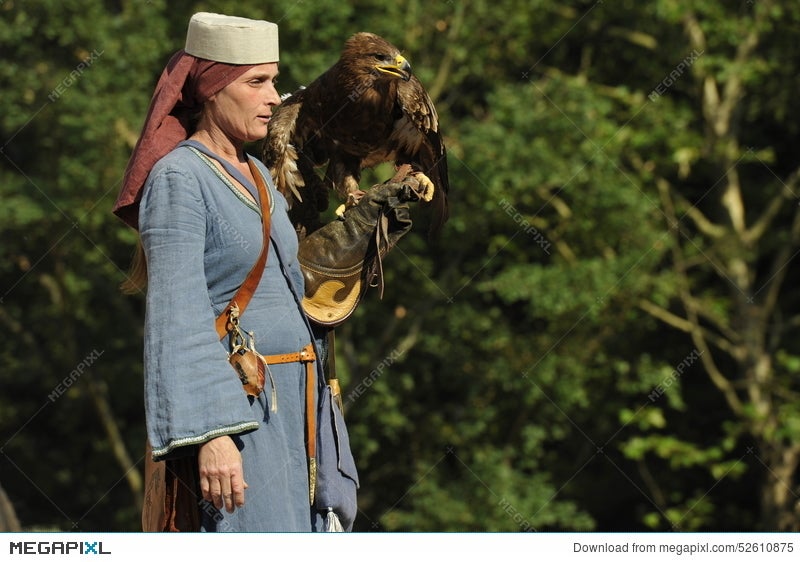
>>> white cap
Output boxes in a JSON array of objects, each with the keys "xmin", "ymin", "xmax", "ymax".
[{"xmin": 185, "ymin": 12, "xmax": 279, "ymax": 64}]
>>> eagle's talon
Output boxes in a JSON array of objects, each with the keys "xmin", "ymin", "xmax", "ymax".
[
  {"xmin": 410, "ymin": 172, "xmax": 435, "ymax": 202},
  {"xmin": 336, "ymin": 189, "xmax": 367, "ymax": 218},
  {"xmin": 347, "ymin": 189, "xmax": 366, "ymax": 208}
]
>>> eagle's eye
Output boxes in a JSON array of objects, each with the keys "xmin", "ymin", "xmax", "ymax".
[{"xmin": 371, "ymin": 53, "xmax": 388, "ymax": 62}]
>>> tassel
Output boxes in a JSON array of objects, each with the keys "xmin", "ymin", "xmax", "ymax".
[
  {"xmin": 264, "ymin": 362, "xmax": 278, "ymax": 413},
  {"xmin": 324, "ymin": 508, "xmax": 344, "ymax": 532}
]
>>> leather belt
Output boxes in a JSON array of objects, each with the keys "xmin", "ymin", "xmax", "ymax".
[
  {"xmin": 263, "ymin": 342, "xmax": 317, "ymax": 505},
  {"xmin": 263, "ymin": 345, "xmax": 316, "ymax": 366}
]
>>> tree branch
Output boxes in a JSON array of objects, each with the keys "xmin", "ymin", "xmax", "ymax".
[
  {"xmin": 664, "ymin": 179, "xmax": 727, "ymax": 239},
  {"xmin": 606, "ymin": 26, "xmax": 658, "ymax": 51},
  {"xmin": 85, "ymin": 376, "xmax": 143, "ymax": 512},
  {"xmin": 637, "ymin": 299, "xmax": 741, "ymax": 360},
  {"xmin": 657, "ymin": 177, "xmax": 745, "ymax": 415},
  {"xmin": 761, "ymin": 197, "xmax": 800, "ymax": 323},
  {"xmin": 745, "ymin": 167, "xmax": 800, "ymax": 245}
]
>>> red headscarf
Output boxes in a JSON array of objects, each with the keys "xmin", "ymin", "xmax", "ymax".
[{"xmin": 113, "ymin": 50, "xmax": 257, "ymax": 229}]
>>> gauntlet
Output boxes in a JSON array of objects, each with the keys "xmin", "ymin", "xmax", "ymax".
[{"xmin": 298, "ymin": 171, "xmax": 422, "ymax": 326}]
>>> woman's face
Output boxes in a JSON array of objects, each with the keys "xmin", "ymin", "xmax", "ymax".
[{"xmin": 204, "ymin": 63, "xmax": 281, "ymax": 144}]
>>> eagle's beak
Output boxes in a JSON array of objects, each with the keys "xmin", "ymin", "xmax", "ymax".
[{"xmin": 376, "ymin": 54, "xmax": 412, "ymax": 81}]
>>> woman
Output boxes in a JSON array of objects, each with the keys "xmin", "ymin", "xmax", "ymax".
[{"xmin": 114, "ymin": 12, "xmax": 336, "ymax": 532}]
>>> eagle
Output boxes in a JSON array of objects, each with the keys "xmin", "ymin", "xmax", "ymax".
[{"xmin": 263, "ymin": 32, "xmax": 449, "ymax": 238}]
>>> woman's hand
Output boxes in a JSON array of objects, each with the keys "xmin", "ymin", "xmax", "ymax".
[{"xmin": 198, "ymin": 435, "xmax": 248, "ymax": 513}]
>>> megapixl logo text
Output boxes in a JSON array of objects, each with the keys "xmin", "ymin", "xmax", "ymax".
[{"xmin": 9, "ymin": 541, "xmax": 111, "ymax": 555}]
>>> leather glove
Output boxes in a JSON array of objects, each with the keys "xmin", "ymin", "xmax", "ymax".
[{"xmin": 298, "ymin": 171, "xmax": 422, "ymax": 327}]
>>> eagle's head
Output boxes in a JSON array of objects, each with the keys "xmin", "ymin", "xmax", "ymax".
[{"xmin": 340, "ymin": 32, "xmax": 412, "ymax": 82}]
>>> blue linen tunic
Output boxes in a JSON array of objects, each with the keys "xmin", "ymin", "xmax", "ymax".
[{"xmin": 139, "ymin": 143, "xmax": 316, "ymax": 532}]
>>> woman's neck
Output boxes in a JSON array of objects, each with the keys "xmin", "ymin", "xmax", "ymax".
[{"xmin": 190, "ymin": 128, "xmax": 246, "ymax": 164}]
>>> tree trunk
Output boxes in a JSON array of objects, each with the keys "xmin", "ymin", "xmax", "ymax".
[
  {"xmin": 86, "ymin": 376, "xmax": 144, "ymax": 513},
  {"xmin": 757, "ymin": 442, "xmax": 800, "ymax": 531},
  {"xmin": 676, "ymin": 7, "xmax": 800, "ymax": 531},
  {"xmin": 0, "ymin": 482, "xmax": 21, "ymax": 531},
  {"xmin": 743, "ymin": 332, "xmax": 800, "ymax": 531}
]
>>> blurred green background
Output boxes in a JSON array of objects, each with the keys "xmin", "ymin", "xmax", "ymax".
[{"xmin": 1, "ymin": 0, "xmax": 799, "ymax": 532}]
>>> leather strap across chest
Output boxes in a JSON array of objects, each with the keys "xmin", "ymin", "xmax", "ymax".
[
  {"xmin": 208, "ymin": 157, "xmax": 317, "ymax": 506},
  {"xmin": 214, "ymin": 158, "xmax": 273, "ymax": 339}
]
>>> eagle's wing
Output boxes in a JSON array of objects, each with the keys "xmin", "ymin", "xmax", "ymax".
[
  {"xmin": 263, "ymin": 90, "xmax": 307, "ymax": 206},
  {"xmin": 263, "ymin": 88, "xmax": 331, "ymax": 237},
  {"xmin": 395, "ymin": 75, "xmax": 450, "ymax": 235}
]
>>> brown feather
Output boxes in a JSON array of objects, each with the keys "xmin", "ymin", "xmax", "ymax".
[{"xmin": 262, "ymin": 32, "xmax": 449, "ymax": 237}]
